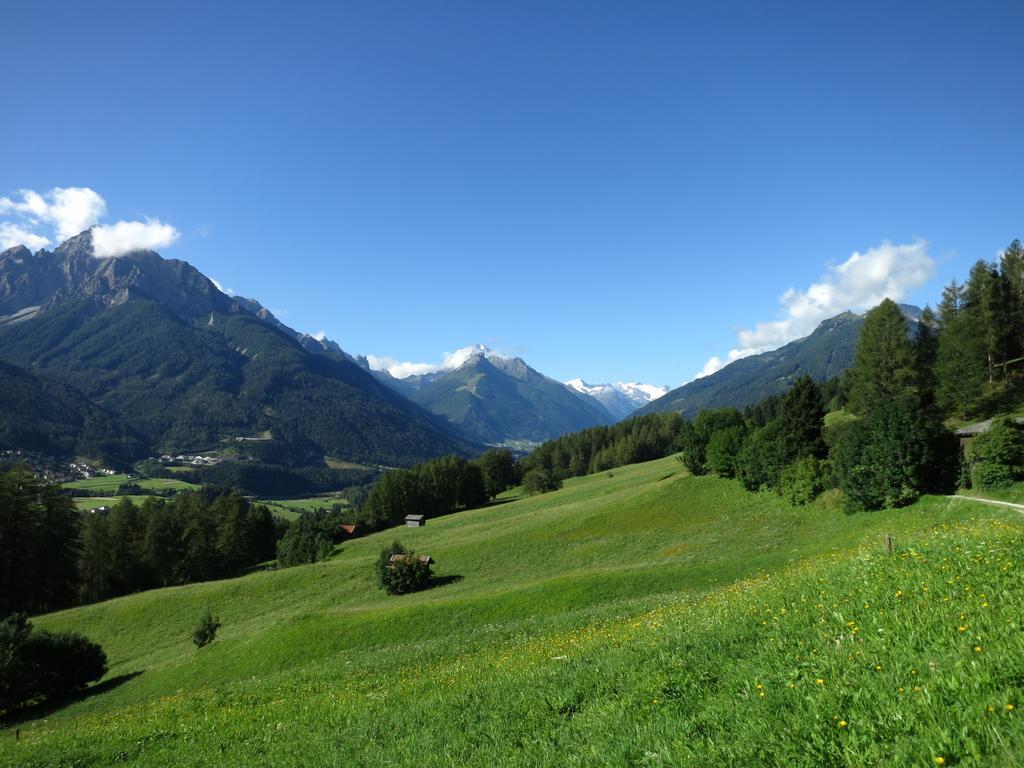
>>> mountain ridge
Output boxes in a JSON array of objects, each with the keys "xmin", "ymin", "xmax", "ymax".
[
  {"xmin": 637, "ymin": 304, "xmax": 922, "ymax": 418},
  {"xmin": 0, "ymin": 234, "xmax": 479, "ymax": 466}
]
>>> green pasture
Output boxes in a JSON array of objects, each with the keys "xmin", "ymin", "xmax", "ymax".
[{"xmin": 6, "ymin": 456, "xmax": 1023, "ymax": 766}]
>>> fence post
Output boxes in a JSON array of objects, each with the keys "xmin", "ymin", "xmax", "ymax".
[{"xmin": 885, "ymin": 534, "xmax": 893, "ymax": 555}]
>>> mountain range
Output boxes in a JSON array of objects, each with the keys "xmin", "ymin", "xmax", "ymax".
[
  {"xmin": 0, "ymin": 230, "xmax": 925, "ymax": 471},
  {"xmin": 564, "ymin": 379, "xmax": 669, "ymax": 420},
  {"xmin": 0, "ymin": 232, "xmax": 476, "ymax": 467},
  {"xmin": 357, "ymin": 347, "xmax": 616, "ymax": 444}
]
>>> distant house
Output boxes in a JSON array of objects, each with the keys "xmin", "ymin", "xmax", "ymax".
[
  {"xmin": 339, "ymin": 524, "xmax": 357, "ymax": 536},
  {"xmin": 388, "ymin": 554, "xmax": 434, "ymax": 566},
  {"xmin": 405, "ymin": 514, "xmax": 425, "ymax": 527},
  {"xmin": 955, "ymin": 417, "xmax": 1024, "ymax": 446}
]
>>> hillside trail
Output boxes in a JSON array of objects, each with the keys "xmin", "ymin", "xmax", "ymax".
[{"xmin": 949, "ymin": 494, "xmax": 1024, "ymax": 514}]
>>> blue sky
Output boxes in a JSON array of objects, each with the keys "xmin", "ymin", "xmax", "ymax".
[{"xmin": 2, "ymin": 1, "xmax": 1023, "ymax": 386}]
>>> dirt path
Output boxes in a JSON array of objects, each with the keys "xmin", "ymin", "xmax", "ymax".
[{"xmin": 950, "ymin": 495, "xmax": 1024, "ymax": 513}]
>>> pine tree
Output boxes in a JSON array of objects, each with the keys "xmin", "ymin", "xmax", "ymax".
[
  {"xmin": 964, "ymin": 260, "xmax": 1014, "ymax": 383},
  {"xmin": 78, "ymin": 512, "xmax": 113, "ymax": 603},
  {"xmin": 846, "ymin": 299, "xmax": 918, "ymax": 415},
  {"xmin": 999, "ymin": 239, "xmax": 1024, "ymax": 350},
  {"xmin": 935, "ymin": 310, "xmax": 986, "ymax": 417},
  {"xmin": 776, "ymin": 376, "xmax": 827, "ymax": 460},
  {"xmin": 914, "ymin": 306, "xmax": 939, "ymax": 410},
  {"xmin": 34, "ymin": 484, "xmax": 81, "ymax": 610},
  {"xmin": 0, "ymin": 466, "xmax": 38, "ymax": 614}
]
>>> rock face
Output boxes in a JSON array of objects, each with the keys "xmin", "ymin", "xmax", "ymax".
[{"xmin": 0, "ymin": 231, "xmax": 231, "ymax": 321}]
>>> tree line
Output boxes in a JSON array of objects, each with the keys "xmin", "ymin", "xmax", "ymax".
[
  {"xmin": 357, "ymin": 450, "xmax": 517, "ymax": 530},
  {"xmin": 518, "ymin": 412, "xmax": 684, "ymax": 480},
  {"xmin": 0, "ymin": 467, "xmax": 287, "ymax": 615}
]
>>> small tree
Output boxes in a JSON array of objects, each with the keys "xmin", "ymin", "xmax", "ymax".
[
  {"xmin": 192, "ymin": 610, "xmax": 221, "ymax": 648},
  {"xmin": 705, "ymin": 426, "xmax": 746, "ymax": 478},
  {"xmin": 522, "ymin": 469, "xmax": 562, "ymax": 496}
]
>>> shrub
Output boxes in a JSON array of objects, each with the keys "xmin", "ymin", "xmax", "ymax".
[
  {"xmin": 969, "ymin": 418, "xmax": 1024, "ymax": 489},
  {"xmin": 192, "ymin": 610, "xmax": 221, "ymax": 648},
  {"xmin": 376, "ymin": 541, "xmax": 432, "ymax": 596},
  {"xmin": 778, "ymin": 458, "xmax": 831, "ymax": 506},
  {"xmin": 0, "ymin": 614, "xmax": 107, "ymax": 714},
  {"xmin": 971, "ymin": 460, "xmax": 1014, "ymax": 489},
  {"xmin": 522, "ymin": 469, "xmax": 562, "ymax": 496}
]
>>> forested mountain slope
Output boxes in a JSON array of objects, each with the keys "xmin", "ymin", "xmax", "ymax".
[
  {"xmin": 639, "ymin": 305, "xmax": 921, "ymax": 418},
  {"xmin": 0, "ymin": 233, "xmax": 477, "ymax": 465}
]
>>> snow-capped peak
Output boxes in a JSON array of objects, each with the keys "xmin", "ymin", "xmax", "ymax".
[
  {"xmin": 565, "ymin": 379, "xmax": 669, "ymax": 420},
  {"xmin": 363, "ymin": 344, "xmax": 511, "ymax": 379}
]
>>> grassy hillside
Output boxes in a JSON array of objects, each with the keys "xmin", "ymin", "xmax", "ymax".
[{"xmin": 4, "ymin": 457, "xmax": 1023, "ymax": 766}]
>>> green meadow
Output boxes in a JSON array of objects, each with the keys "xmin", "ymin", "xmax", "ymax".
[
  {"xmin": 262, "ymin": 496, "xmax": 352, "ymax": 520},
  {"xmin": 6, "ymin": 456, "xmax": 1023, "ymax": 766},
  {"xmin": 63, "ymin": 474, "xmax": 199, "ymax": 494},
  {"xmin": 72, "ymin": 495, "xmax": 154, "ymax": 512}
]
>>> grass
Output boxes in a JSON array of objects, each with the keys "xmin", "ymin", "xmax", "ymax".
[
  {"xmin": 71, "ymin": 495, "xmax": 155, "ymax": 511},
  {"xmin": 258, "ymin": 496, "xmax": 351, "ymax": 521},
  {"xmin": 5, "ymin": 456, "xmax": 1023, "ymax": 766}
]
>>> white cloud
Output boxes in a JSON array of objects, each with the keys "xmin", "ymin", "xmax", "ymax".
[
  {"xmin": 0, "ymin": 223, "xmax": 51, "ymax": 251},
  {"xmin": 210, "ymin": 277, "xmax": 236, "ymax": 296},
  {"xmin": 366, "ymin": 344, "xmax": 504, "ymax": 379},
  {"xmin": 0, "ymin": 186, "xmax": 180, "ymax": 258},
  {"xmin": 0, "ymin": 187, "xmax": 106, "ymax": 242},
  {"xmin": 312, "ymin": 331, "xmax": 327, "ymax": 342},
  {"xmin": 366, "ymin": 354, "xmax": 439, "ymax": 379},
  {"xmin": 92, "ymin": 219, "xmax": 180, "ymax": 258},
  {"xmin": 694, "ymin": 239, "xmax": 934, "ymax": 380}
]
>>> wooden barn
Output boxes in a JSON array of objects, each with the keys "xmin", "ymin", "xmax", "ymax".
[
  {"xmin": 388, "ymin": 553, "xmax": 434, "ymax": 566},
  {"xmin": 405, "ymin": 514, "xmax": 425, "ymax": 527}
]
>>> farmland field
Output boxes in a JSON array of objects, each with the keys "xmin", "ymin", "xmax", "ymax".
[
  {"xmin": 261, "ymin": 496, "xmax": 351, "ymax": 517},
  {"xmin": 7, "ymin": 456, "xmax": 1024, "ymax": 767},
  {"xmin": 62, "ymin": 474, "xmax": 199, "ymax": 494}
]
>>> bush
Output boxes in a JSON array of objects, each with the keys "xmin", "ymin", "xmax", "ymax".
[
  {"xmin": 778, "ymin": 458, "xmax": 831, "ymax": 506},
  {"xmin": 192, "ymin": 610, "xmax": 221, "ymax": 648},
  {"xmin": 376, "ymin": 541, "xmax": 432, "ymax": 596},
  {"xmin": 971, "ymin": 460, "xmax": 1014, "ymax": 489},
  {"xmin": 0, "ymin": 614, "xmax": 107, "ymax": 714},
  {"xmin": 968, "ymin": 418, "xmax": 1024, "ymax": 489},
  {"xmin": 522, "ymin": 469, "xmax": 562, "ymax": 496}
]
